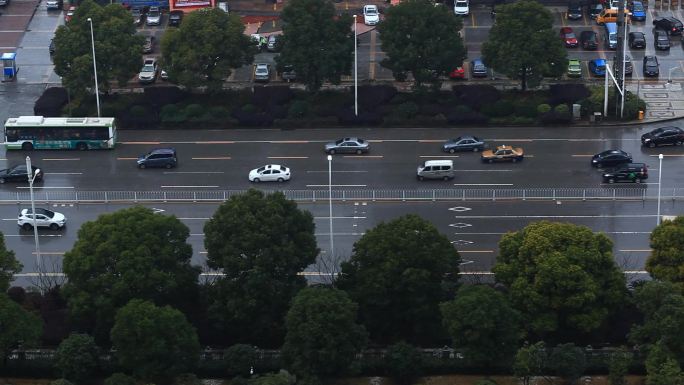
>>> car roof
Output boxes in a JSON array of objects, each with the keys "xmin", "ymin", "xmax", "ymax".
[
  {"xmin": 593, "ymin": 58, "xmax": 606, "ymax": 65},
  {"xmin": 150, "ymin": 147, "xmax": 176, "ymax": 154}
]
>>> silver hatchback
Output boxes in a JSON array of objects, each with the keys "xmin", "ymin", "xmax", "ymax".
[{"xmin": 325, "ymin": 137, "xmax": 370, "ymax": 155}]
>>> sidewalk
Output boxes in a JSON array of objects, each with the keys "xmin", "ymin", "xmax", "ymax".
[{"xmin": 631, "ymin": 81, "xmax": 684, "ymax": 124}]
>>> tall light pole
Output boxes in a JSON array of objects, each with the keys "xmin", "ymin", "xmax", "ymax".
[
  {"xmin": 26, "ymin": 156, "xmax": 42, "ymax": 292},
  {"xmin": 353, "ymin": 14, "xmax": 358, "ymax": 116},
  {"xmin": 327, "ymin": 155, "xmax": 334, "ymax": 257},
  {"xmin": 657, "ymin": 153, "xmax": 664, "ymax": 226},
  {"xmin": 87, "ymin": 18, "xmax": 101, "ymax": 117}
]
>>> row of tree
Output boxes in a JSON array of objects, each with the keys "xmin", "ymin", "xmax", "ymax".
[
  {"xmin": 1, "ymin": 190, "xmax": 684, "ymax": 384},
  {"xmin": 53, "ymin": 0, "xmax": 565, "ymax": 106}
]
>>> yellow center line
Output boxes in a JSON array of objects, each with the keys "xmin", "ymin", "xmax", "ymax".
[
  {"xmin": 41, "ymin": 158, "xmax": 80, "ymax": 161},
  {"xmin": 267, "ymin": 156, "xmax": 309, "ymax": 159},
  {"xmin": 119, "ymin": 141, "xmax": 161, "ymax": 145},
  {"xmin": 192, "ymin": 157, "xmax": 232, "ymax": 160}
]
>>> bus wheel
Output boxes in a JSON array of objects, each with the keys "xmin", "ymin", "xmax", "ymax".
[
  {"xmin": 21, "ymin": 142, "xmax": 33, "ymax": 151},
  {"xmin": 76, "ymin": 142, "xmax": 88, "ymax": 151}
]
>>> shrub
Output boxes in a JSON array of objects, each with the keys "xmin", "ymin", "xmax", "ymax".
[
  {"xmin": 253, "ymin": 86, "xmax": 294, "ymax": 107},
  {"xmin": 270, "ymin": 104, "xmax": 288, "ymax": 119},
  {"xmin": 389, "ymin": 92, "xmax": 411, "ymax": 105},
  {"xmin": 452, "ymin": 85, "xmax": 501, "ymax": 110},
  {"xmin": 242, "ymin": 104, "xmax": 259, "ymax": 114},
  {"xmin": 226, "ymin": 344, "xmax": 257, "ymax": 377},
  {"xmin": 160, "ymin": 104, "xmax": 186, "ymax": 123},
  {"xmin": 184, "ymin": 104, "xmax": 205, "ymax": 119},
  {"xmin": 511, "ymin": 116, "xmax": 535, "ymax": 125},
  {"xmin": 446, "ymin": 110, "xmax": 488, "ymax": 125},
  {"xmin": 209, "ymin": 106, "xmax": 230, "ymax": 120},
  {"xmin": 337, "ymin": 110, "xmax": 383, "ymax": 126},
  {"xmin": 129, "ymin": 105, "xmax": 148, "ymax": 118},
  {"xmin": 420, "ymin": 103, "xmax": 446, "ymax": 116},
  {"xmin": 481, "ymin": 100, "xmax": 514, "ymax": 118},
  {"xmin": 537, "ymin": 104, "xmax": 552, "ymax": 114},
  {"xmin": 474, "ymin": 379, "xmax": 498, "ymax": 385},
  {"xmin": 288, "ymin": 100, "xmax": 310, "ymax": 118},
  {"xmin": 55, "ymin": 333, "xmax": 99, "ymax": 384},
  {"xmin": 554, "ymin": 104, "xmax": 569, "ymax": 114},
  {"xmin": 143, "ymin": 86, "xmax": 186, "ymax": 106},
  {"xmin": 392, "ymin": 102, "xmax": 419, "ymax": 120},
  {"xmin": 384, "ymin": 342, "xmax": 424, "ymax": 385},
  {"xmin": 539, "ymin": 111, "xmax": 572, "ymax": 124},
  {"xmin": 548, "ymin": 84, "xmax": 591, "ymax": 105},
  {"xmin": 358, "ymin": 85, "xmax": 397, "ymax": 110},
  {"xmin": 49, "ymin": 380, "xmax": 74, "ymax": 385},
  {"xmin": 103, "ymin": 373, "xmax": 136, "ymax": 385},
  {"xmin": 232, "ymin": 110, "xmax": 274, "ymax": 127},
  {"xmin": 34, "ymin": 87, "xmax": 69, "ymax": 117},
  {"xmin": 513, "ymin": 101, "xmax": 538, "ymax": 118},
  {"xmin": 623, "ymin": 91, "xmax": 647, "ymax": 120}
]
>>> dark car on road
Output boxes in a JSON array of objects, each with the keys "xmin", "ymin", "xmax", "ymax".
[
  {"xmin": 602, "ymin": 163, "xmax": 648, "ymax": 184},
  {"xmin": 0, "ymin": 165, "xmax": 43, "ymax": 184},
  {"xmin": 168, "ymin": 10, "xmax": 183, "ymax": 26},
  {"xmin": 591, "ymin": 150, "xmax": 632, "ymax": 168},
  {"xmin": 654, "ymin": 29, "xmax": 670, "ymax": 50},
  {"xmin": 643, "ymin": 55, "xmax": 659, "ymax": 77},
  {"xmin": 137, "ymin": 148, "xmax": 177, "ymax": 169},
  {"xmin": 653, "ymin": 17, "xmax": 683, "ymax": 35},
  {"xmin": 628, "ymin": 32, "xmax": 646, "ymax": 48},
  {"xmin": 325, "ymin": 137, "xmax": 370, "ymax": 154},
  {"xmin": 442, "ymin": 135, "xmax": 486, "ymax": 153},
  {"xmin": 567, "ymin": 2, "xmax": 583, "ymax": 19},
  {"xmin": 641, "ymin": 126, "xmax": 684, "ymax": 147},
  {"xmin": 580, "ymin": 31, "xmax": 599, "ymax": 50}
]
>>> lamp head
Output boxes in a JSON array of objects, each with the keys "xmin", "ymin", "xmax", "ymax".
[{"xmin": 327, "ymin": 155, "xmax": 332, "ymax": 161}]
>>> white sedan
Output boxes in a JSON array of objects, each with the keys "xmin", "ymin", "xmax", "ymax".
[
  {"xmin": 363, "ymin": 5, "xmax": 380, "ymax": 25},
  {"xmin": 18, "ymin": 208, "xmax": 66, "ymax": 230},
  {"xmin": 249, "ymin": 164, "xmax": 291, "ymax": 183}
]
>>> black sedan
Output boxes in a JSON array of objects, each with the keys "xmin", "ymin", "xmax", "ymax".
[
  {"xmin": 629, "ymin": 32, "xmax": 646, "ymax": 48},
  {"xmin": 641, "ymin": 126, "xmax": 684, "ymax": 147},
  {"xmin": 643, "ymin": 56, "xmax": 659, "ymax": 77},
  {"xmin": 0, "ymin": 165, "xmax": 43, "ymax": 184},
  {"xmin": 653, "ymin": 16, "xmax": 683, "ymax": 35},
  {"xmin": 442, "ymin": 135, "xmax": 486, "ymax": 153},
  {"xmin": 591, "ymin": 150, "xmax": 632, "ymax": 168},
  {"xmin": 654, "ymin": 29, "xmax": 670, "ymax": 50},
  {"xmin": 324, "ymin": 137, "xmax": 370, "ymax": 154}
]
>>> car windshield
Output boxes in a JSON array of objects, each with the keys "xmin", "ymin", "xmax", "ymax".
[
  {"xmin": 132, "ymin": 8, "xmax": 141, "ymax": 16},
  {"xmin": 633, "ymin": 3, "xmax": 644, "ymax": 10},
  {"xmin": 149, "ymin": 10, "xmax": 159, "ymax": 17},
  {"xmin": 366, "ymin": 8, "xmax": 377, "ymax": 14},
  {"xmin": 142, "ymin": 64, "xmax": 154, "ymax": 72},
  {"xmin": 256, "ymin": 166, "xmax": 266, "ymax": 172},
  {"xmin": 455, "ymin": 1, "xmax": 467, "ymax": 6},
  {"xmin": 26, "ymin": 208, "xmax": 54, "ymax": 218}
]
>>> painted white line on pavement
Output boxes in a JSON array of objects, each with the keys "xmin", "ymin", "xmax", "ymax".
[
  {"xmin": 453, "ymin": 183, "xmax": 514, "ymax": 186},
  {"xmin": 313, "ymin": 216, "xmax": 367, "ymax": 219},
  {"xmin": 343, "ymin": 155, "xmax": 383, "ymax": 158},
  {"xmin": 178, "ymin": 218, "xmax": 211, "ymax": 220},
  {"xmin": 419, "ymin": 155, "xmax": 459, "ymax": 158},
  {"xmin": 44, "ymin": 172, "xmax": 83, "ymax": 175},
  {"xmin": 4, "ymin": 234, "xmax": 63, "ymax": 237},
  {"xmin": 161, "ymin": 185, "xmax": 219, "ymax": 188},
  {"xmin": 163, "ymin": 171, "xmax": 225, "ymax": 174},
  {"xmin": 457, "ymin": 250, "xmax": 494, "ymax": 253},
  {"xmin": 191, "ymin": 157, "xmax": 232, "ymax": 160},
  {"xmin": 450, "ymin": 214, "xmax": 656, "ymax": 219},
  {"xmin": 459, "ymin": 169, "xmax": 513, "ymax": 172},
  {"xmin": 306, "ymin": 170, "xmax": 368, "ymax": 173},
  {"xmin": 306, "ymin": 184, "xmax": 367, "ymax": 187},
  {"xmin": 453, "ymin": 231, "xmax": 652, "ymax": 235},
  {"xmin": 16, "ymin": 186, "xmax": 75, "ymax": 189}
]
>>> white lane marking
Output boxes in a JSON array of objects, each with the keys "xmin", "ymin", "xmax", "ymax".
[
  {"xmin": 41, "ymin": 158, "xmax": 80, "ymax": 161},
  {"xmin": 16, "ymin": 186, "xmax": 75, "ymax": 189},
  {"xmin": 313, "ymin": 216, "xmax": 367, "ymax": 219},
  {"xmin": 649, "ymin": 154, "xmax": 684, "ymax": 157},
  {"xmin": 268, "ymin": 156, "xmax": 309, "ymax": 159},
  {"xmin": 191, "ymin": 157, "xmax": 232, "ymax": 160},
  {"xmin": 117, "ymin": 157, "xmax": 138, "ymax": 160},
  {"xmin": 450, "ymin": 214, "xmax": 656, "ymax": 219},
  {"xmin": 178, "ymin": 217, "xmax": 211, "ymax": 220},
  {"xmin": 343, "ymin": 155, "xmax": 383, "ymax": 158},
  {"xmin": 306, "ymin": 184, "xmax": 367, "ymax": 187},
  {"xmin": 163, "ymin": 171, "xmax": 225, "ymax": 174},
  {"xmin": 44, "ymin": 172, "xmax": 83, "ymax": 175},
  {"xmin": 459, "ymin": 169, "xmax": 513, "ymax": 172},
  {"xmin": 161, "ymin": 185, "xmax": 219, "ymax": 188},
  {"xmin": 2, "ymin": 234, "xmax": 63, "ymax": 237},
  {"xmin": 453, "ymin": 231, "xmax": 652, "ymax": 235},
  {"xmin": 453, "ymin": 183, "xmax": 514, "ymax": 186},
  {"xmin": 306, "ymin": 170, "xmax": 368, "ymax": 173},
  {"xmin": 600, "ymin": 183, "xmax": 658, "ymax": 185},
  {"xmin": 419, "ymin": 155, "xmax": 460, "ymax": 158}
]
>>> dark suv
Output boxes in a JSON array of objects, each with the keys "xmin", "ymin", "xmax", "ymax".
[
  {"xmin": 580, "ymin": 31, "xmax": 598, "ymax": 50},
  {"xmin": 628, "ymin": 32, "xmax": 646, "ymax": 48},
  {"xmin": 653, "ymin": 17, "xmax": 683, "ymax": 35},
  {"xmin": 641, "ymin": 126, "xmax": 684, "ymax": 147},
  {"xmin": 602, "ymin": 163, "xmax": 648, "ymax": 184},
  {"xmin": 567, "ymin": 2, "xmax": 582, "ymax": 19},
  {"xmin": 168, "ymin": 10, "xmax": 183, "ymax": 27},
  {"xmin": 137, "ymin": 148, "xmax": 178, "ymax": 169}
]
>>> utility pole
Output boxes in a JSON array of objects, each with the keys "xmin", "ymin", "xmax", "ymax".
[{"xmin": 615, "ymin": 0, "xmax": 626, "ymax": 117}]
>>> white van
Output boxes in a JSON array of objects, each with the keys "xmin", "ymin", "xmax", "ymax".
[{"xmin": 417, "ymin": 160, "xmax": 455, "ymax": 181}]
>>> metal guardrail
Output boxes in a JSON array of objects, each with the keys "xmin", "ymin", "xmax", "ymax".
[{"xmin": 0, "ymin": 188, "xmax": 681, "ymax": 203}]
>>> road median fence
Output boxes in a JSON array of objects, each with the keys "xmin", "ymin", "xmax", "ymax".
[{"xmin": 2, "ymin": 187, "xmax": 681, "ymax": 204}]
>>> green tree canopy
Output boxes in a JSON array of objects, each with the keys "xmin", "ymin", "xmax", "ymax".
[
  {"xmin": 110, "ymin": 299, "xmax": 200, "ymax": 382},
  {"xmin": 55, "ymin": 333, "xmax": 99, "ymax": 384},
  {"xmin": 646, "ymin": 342, "xmax": 684, "ymax": 385},
  {"xmin": 62, "ymin": 206, "xmax": 199, "ymax": 343},
  {"xmin": 481, "ymin": 0, "xmax": 566, "ymax": 90},
  {"xmin": 337, "ymin": 214, "xmax": 461, "ymax": 345},
  {"xmin": 608, "ymin": 347, "xmax": 633, "ymax": 385},
  {"xmin": 493, "ymin": 221, "xmax": 626, "ymax": 337},
  {"xmin": 277, "ymin": 0, "xmax": 353, "ymax": 91},
  {"xmin": 383, "ymin": 342, "xmax": 424, "ymax": 385},
  {"xmin": 646, "ymin": 216, "xmax": 684, "ymax": 285},
  {"xmin": 203, "ymin": 189, "xmax": 318, "ymax": 346},
  {"xmin": 512, "ymin": 342, "xmax": 547, "ymax": 385},
  {"xmin": 630, "ymin": 281, "xmax": 684, "ymax": 360},
  {"xmin": 378, "ymin": 0, "xmax": 466, "ymax": 87},
  {"xmin": 440, "ymin": 285, "xmax": 522, "ymax": 368},
  {"xmin": 0, "ymin": 293, "xmax": 42, "ymax": 364},
  {"xmin": 103, "ymin": 373, "xmax": 136, "ymax": 385},
  {"xmin": 282, "ymin": 287, "xmax": 367, "ymax": 378},
  {"xmin": 547, "ymin": 343, "xmax": 587, "ymax": 384},
  {"xmin": 161, "ymin": 8, "xmax": 254, "ymax": 92},
  {"xmin": 53, "ymin": 0, "xmax": 143, "ymax": 100},
  {"xmin": 0, "ymin": 233, "xmax": 21, "ymax": 292},
  {"xmin": 225, "ymin": 344, "xmax": 258, "ymax": 377}
]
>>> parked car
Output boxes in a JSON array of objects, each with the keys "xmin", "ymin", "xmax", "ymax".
[
  {"xmin": 254, "ymin": 63, "xmax": 270, "ymax": 82},
  {"xmin": 567, "ymin": 59, "xmax": 582, "ymax": 77},
  {"xmin": 602, "ymin": 163, "xmax": 648, "ymax": 184},
  {"xmin": 481, "ymin": 145, "xmax": 524, "ymax": 163},
  {"xmin": 249, "ymin": 164, "xmax": 291, "ymax": 183},
  {"xmin": 65, "ymin": 6, "xmax": 77, "ymax": 23},
  {"xmin": 0, "ymin": 0, "xmax": 10, "ymax": 6},
  {"xmin": 588, "ymin": 58, "xmax": 606, "ymax": 76},
  {"xmin": 137, "ymin": 148, "xmax": 177, "ymax": 169},
  {"xmin": 613, "ymin": 55, "xmax": 633, "ymax": 76},
  {"xmin": 46, "ymin": 0, "xmax": 63, "ymax": 10},
  {"xmin": 629, "ymin": 0, "xmax": 646, "ymax": 21},
  {"xmin": 442, "ymin": 136, "xmax": 486, "ymax": 153},
  {"xmin": 217, "ymin": 1, "xmax": 229, "ymax": 12},
  {"xmin": 131, "ymin": 7, "xmax": 144, "ymax": 25},
  {"xmin": 628, "ymin": 31, "xmax": 646, "ymax": 48},
  {"xmin": 267, "ymin": 34, "xmax": 279, "ymax": 52},
  {"xmin": 641, "ymin": 126, "xmax": 684, "ymax": 147},
  {"xmin": 567, "ymin": 1, "xmax": 583, "ymax": 19},
  {"xmin": 591, "ymin": 149, "xmax": 632, "ymax": 167},
  {"xmin": 471, "ymin": 58, "xmax": 488, "ymax": 77},
  {"xmin": 580, "ymin": 30, "xmax": 599, "ymax": 50},
  {"xmin": 168, "ymin": 10, "xmax": 183, "ymax": 27},
  {"xmin": 560, "ymin": 27, "xmax": 578, "ymax": 47},
  {"xmin": 138, "ymin": 58, "xmax": 158, "ymax": 84},
  {"xmin": 653, "ymin": 16, "xmax": 683, "ymax": 35},
  {"xmin": 363, "ymin": 5, "xmax": 380, "ymax": 25},
  {"xmin": 49, "ymin": 39, "xmax": 56, "ymax": 55},
  {"xmin": 160, "ymin": 69, "xmax": 169, "ymax": 81},
  {"xmin": 17, "ymin": 208, "xmax": 66, "ymax": 231},
  {"xmin": 142, "ymin": 35, "xmax": 154, "ymax": 53},
  {"xmin": 643, "ymin": 55, "xmax": 659, "ymax": 77},
  {"xmin": 588, "ymin": 2, "xmax": 603, "ymax": 18},
  {"xmin": 325, "ymin": 137, "xmax": 370, "ymax": 154},
  {"xmin": 449, "ymin": 66, "xmax": 465, "ymax": 79},
  {"xmin": 0, "ymin": 165, "xmax": 43, "ymax": 184},
  {"xmin": 454, "ymin": 0, "xmax": 469, "ymax": 15},
  {"xmin": 280, "ymin": 65, "xmax": 297, "ymax": 82},
  {"xmin": 146, "ymin": 6, "xmax": 161, "ymax": 26},
  {"xmin": 654, "ymin": 29, "xmax": 670, "ymax": 50}
]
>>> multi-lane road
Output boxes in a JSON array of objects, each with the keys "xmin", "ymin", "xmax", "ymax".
[{"xmin": 1, "ymin": 123, "xmax": 683, "ymax": 283}]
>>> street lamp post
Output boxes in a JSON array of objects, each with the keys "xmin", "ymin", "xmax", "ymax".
[
  {"xmin": 353, "ymin": 14, "xmax": 358, "ymax": 116},
  {"xmin": 327, "ymin": 155, "xmax": 334, "ymax": 257},
  {"xmin": 657, "ymin": 153, "xmax": 664, "ymax": 226},
  {"xmin": 25, "ymin": 156, "xmax": 42, "ymax": 291},
  {"xmin": 87, "ymin": 18, "xmax": 101, "ymax": 117}
]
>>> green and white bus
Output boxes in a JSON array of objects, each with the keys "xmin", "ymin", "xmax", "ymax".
[{"xmin": 3, "ymin": 116, "xmax": 117, "ymax": 150}]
